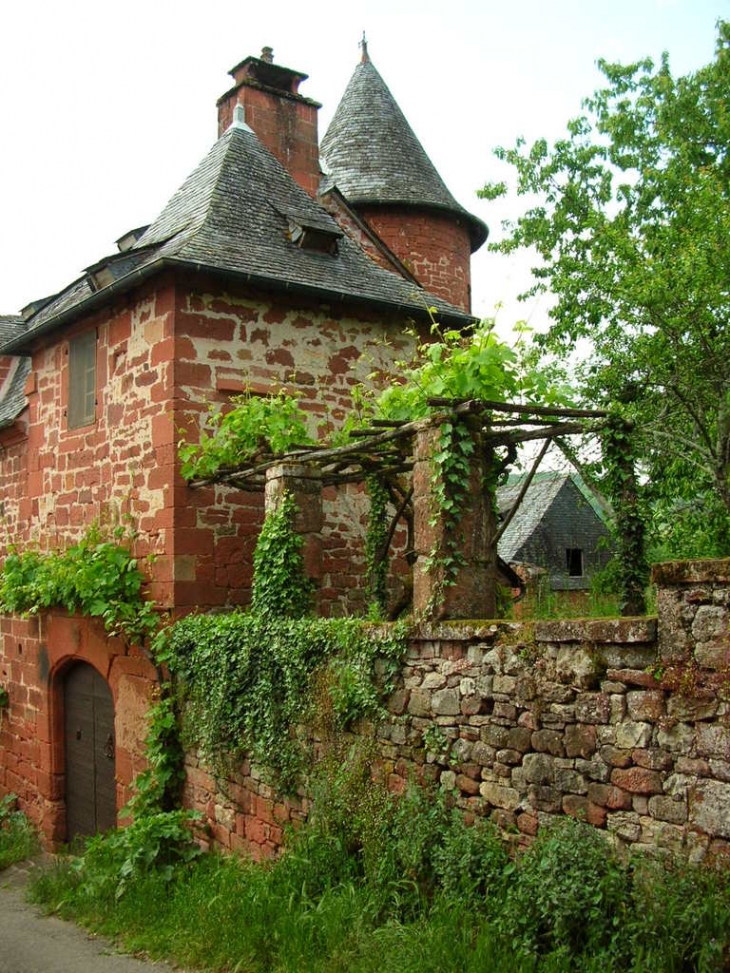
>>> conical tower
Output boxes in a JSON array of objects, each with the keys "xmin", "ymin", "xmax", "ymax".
[{"xmin": 320, "ymin": 40, "xmax": 487, "ymax": 313}]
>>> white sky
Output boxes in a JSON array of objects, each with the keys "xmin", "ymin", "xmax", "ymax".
[{"xmin": 0, "ymin": 0, "xmax": 725, "ymax": 329}]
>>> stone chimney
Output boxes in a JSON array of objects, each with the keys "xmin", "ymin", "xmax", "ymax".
[{"xmin": 217, "ymin": 48, "xmax": 322, "ymax": 198}]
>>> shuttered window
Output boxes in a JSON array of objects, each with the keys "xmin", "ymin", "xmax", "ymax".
[{"xmin": 68, "ymin": 331, "xmax": 96, "ymax": 428}]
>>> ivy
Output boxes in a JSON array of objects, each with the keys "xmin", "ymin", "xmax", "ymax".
[
  {"xmin": 122, "ymin": 691, "xmax": 185, "ymax": 819},
  {"xmin": 156, "ymin": 612, "xmax": 408, "ymax": 791},
  {"xmin": 0, "ymin": 524, "xmax": 158, "ymax": 645},
  {"xmin": 251, "ymin": 494, "xmax": 313, "ymax": 620},
  {"xmin": 364, "ymin": 474, "xmax": 390, "ymax": 618},
  {"xmin": 428, "ymin": 418, "xmax": 474, "ymax": 603}
]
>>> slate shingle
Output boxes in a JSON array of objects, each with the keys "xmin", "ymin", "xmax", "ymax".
[
  {"xmin": 2, "ymin": 119, "xmax": 473, "ymax": 354},
  {"xmin": 320, "ymin": 57, "xmax": 487, "ymax": 250}
]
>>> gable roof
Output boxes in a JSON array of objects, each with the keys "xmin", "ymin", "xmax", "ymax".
[
  {"xmin": 320, "ymin": 55, "xmax": 487, "ymax": 251},
  {"xmin": 2, "ymin": 116, "xmax": 474, "ymax": 355},
  {"xmin": 496, "ymin": 472, "xmax": 609, "ymax": 562}
]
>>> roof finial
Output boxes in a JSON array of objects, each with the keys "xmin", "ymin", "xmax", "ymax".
[
  {"xmin": 261, "ymin": 46, "xmax": 274, "ymax": 63},
  {"xmin": 359, "ymin": 32, "xmax": 369, "ymax": 63}
]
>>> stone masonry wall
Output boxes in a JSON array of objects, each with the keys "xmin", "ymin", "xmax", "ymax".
[
  {"xmin": 185, "ymin": 559, "xmax": 730, "ymax": 862},
  {"xmin": 356, "ymin": 207, "xmax": 473, "ymax": 313},
  {"xmin": 0, "ymin": 279, "xmax": 179, "ymax": 608},
  {"xmin": 0, "ymin": 611, "xmax": 156, "ymax": 845},
  {"xmin": 170, "ymin": 280, "xmax": 417, "ymax": 615}
]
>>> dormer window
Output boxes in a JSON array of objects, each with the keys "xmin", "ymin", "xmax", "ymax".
[{"xmin": 286, "ymin": 217, "xmax": 341, "ymax": 254}]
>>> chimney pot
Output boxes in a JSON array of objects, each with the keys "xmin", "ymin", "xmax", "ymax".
[{"xmin": 261, "ymin": 46, "xmax": 274, "ymax": 63}]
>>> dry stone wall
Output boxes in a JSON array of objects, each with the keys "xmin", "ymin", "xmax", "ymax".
[{"xmin": 185, "ymin": 559, "xmax": 730, "ymax": 862}]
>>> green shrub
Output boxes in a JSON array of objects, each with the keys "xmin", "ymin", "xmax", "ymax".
[
  {"xmin": 501, "ymin": 818, "xmax": 629, "ymax": 961},
  {"xmin": 72, "ymin": 809, "xmax": 202, "ymax": 902}
]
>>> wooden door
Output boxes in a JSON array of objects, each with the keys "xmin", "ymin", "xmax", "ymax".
[{"xmin": 64, "ymin": 663, "xmax": 117, "ymax": 839}]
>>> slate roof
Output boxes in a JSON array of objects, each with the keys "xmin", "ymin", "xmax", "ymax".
[
  {"xmin": 320, "ymin": 56, "xmax": 488, "ymax": 251},
  {"xmin": 496, "ymin": 472, "xmax": 608, "ymax": 563},
  {"xmin": 0, "ymin": 317, "xmax": 29, "ymax": 427},
  {"xmin": 1, "ymin": 116, "xmax": 473, "ymax": 355},
  {"xmin": 0, "ymin": 315, "xmax": 25, "ymax": 346},
  {"xmin": 0, "ymin": 357, "xmax": 30, "ymax": 428}
]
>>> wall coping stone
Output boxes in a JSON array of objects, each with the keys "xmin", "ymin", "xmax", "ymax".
[
  {"xmin": 535, "ymin": 617, "xmax": 657, "ymax": 645},
  {"xmin": 652, "ymin": 559, "xmax": 730, "ymax": 586},
  {"xmin": 413, "ymin": 621, "xmax": 523, "ymax": 642}
]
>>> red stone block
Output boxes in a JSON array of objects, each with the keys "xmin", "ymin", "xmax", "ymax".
[{"xmin": 611, "ymin": 767, "xmax": 663, "ymax": 795}]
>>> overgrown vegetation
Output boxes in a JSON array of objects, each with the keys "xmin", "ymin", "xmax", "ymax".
[
  {"xmin": 250, "ymin": 492, "xmax": 313, "ymax": 620},
  {"xmin": 29, "ymin": 763, "xmax": 730, "ymax": 972},
  {"xmin": 485, "ymin": 20, "xmax": 730, "ymax": 557},
  {"xmin": 0, "ymin": 523, "xmax": 158, "ymax": 644},
  {"xmin": 178, "ymin": 389, "xmax": 314, "ymax": 481},
  {"xmin": 0, "ymin": 793, "xmax": 39, "ymax": 870},
  {"xmin": 156, "ymin": 611, "xmax": 408, "ymax": 789}
]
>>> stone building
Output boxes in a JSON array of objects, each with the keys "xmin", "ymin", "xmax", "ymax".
[{"xmin": 0, "ymin": 45, "xmax": 486, "ymax": 844}]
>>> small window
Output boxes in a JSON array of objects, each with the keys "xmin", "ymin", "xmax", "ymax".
[
  {"xmin": 68, "ymin": 331, "xmax": 96, "ymax": 428},
  {"xmin": 566, "ymin": 548, "xmax": 584, "ymax": 577}
]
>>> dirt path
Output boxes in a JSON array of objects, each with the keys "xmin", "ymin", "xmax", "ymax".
[{"xmin": 0, "ymin": 859, "xmax": 182, "ymax": 973}]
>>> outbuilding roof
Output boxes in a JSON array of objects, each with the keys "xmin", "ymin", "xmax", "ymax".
[
  {"xmin": 496, "ymin": 472, "xmax": 609, "ymax": 563},
  {"xmin": 2, "ymin": 111, "xmax": 473, "ymax": 355},
  {"xmin": 320, "ymin": 50, "xmax": 487, "ymax": 251}
]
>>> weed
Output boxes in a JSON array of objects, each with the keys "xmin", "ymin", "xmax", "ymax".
[{"xmin": 0, "ymin": 793, "xmax": 39, "ymax": 869}]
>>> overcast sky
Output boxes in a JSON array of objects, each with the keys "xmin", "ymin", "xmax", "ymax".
[{"xmin": 0, "ymin": 0, "xmax": 725, "ymax": 329}]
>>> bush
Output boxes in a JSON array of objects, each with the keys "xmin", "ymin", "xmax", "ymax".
[{"xmin": 501, "ymin": 818, "xmax": 629, "ymax": 961}]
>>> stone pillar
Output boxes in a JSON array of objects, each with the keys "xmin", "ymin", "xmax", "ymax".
[
  {"xmin": 652, "ymin": 559, "xmax": 730, "ymax": 666},
  {"xmin": 412, "ymin": 420, "xmax": 499, "ymax": 620},
  {"xmin": 264, "ymin": 464, "xmax": 323, "ymax": 603}
]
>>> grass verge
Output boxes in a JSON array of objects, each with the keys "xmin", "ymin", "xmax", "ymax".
[{"xmin": 26, "ymin": 760, "xmax": 730, "ymax": 973}]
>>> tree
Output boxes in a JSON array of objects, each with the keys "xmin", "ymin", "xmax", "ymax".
[{"xmin": 483, "ymin": 21, "xmax": 730, "ymax": 556}]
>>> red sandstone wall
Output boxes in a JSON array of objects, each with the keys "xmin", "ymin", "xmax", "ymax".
[
  {"xmin": 169, "ymin": 281, "xmax": 417, "ymax": 615},
  {"xmin": 0, "ymin": 611, "xmax": 156, "ymax": 845},
  {"xmin": 357, "ymin": 207, "xmax": 472, "ymax": 313},
  {"xmin": 181, "ymin": 561, "xmax": 730, "ymax": 863},
  {"xmin": 0, "ymin": 279, "xmax": 179, "ymax": 607}
]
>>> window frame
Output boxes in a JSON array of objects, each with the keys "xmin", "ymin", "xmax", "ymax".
[
  {"xmin": 67, "ymin": 330, "xmax": 97, "ymax": 429},
  {"xmin": 566, "ymin": 547, "xmax": 584, "ymax": 578}
]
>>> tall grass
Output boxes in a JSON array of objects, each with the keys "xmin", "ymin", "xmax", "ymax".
[
  {"xmin": 0, "ymin": 793, "xmax": 39, "ymax": 870},
  {"xmin": 28, "ymin": 761, "xmax": 730, "ymax": 972}
]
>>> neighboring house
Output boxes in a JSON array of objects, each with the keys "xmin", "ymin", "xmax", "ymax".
[
  {"xmin": 497, "ymin": 472, "xmax": 614, "ymax": 590},
  {"xmin": 0, "ymin": 45, "xmax": 486, "ymax": 845}
]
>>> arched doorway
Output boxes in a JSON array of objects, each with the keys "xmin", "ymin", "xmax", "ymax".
[{"xmin": 63, "ymin": 662, "xmax": 117, "ymax": 839}]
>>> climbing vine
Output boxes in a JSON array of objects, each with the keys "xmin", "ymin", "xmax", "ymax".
[
  {"xmin": 602, "ymin": 415, "xmax": 649, "ymax": 616},
  {"xmin": 0, "ymin": 524, "xmax": 159, "ymax": 645},
  {"xmin": 122, "ymin": 691, "xmax": 186, "ymax": 819},
  {"xmin": 364, "ymin": 474, "xmax": 390, "ymax": 618},
  {"xmin": 157, "ymin": 611, "xmax": 408, "ymax": 790},
  {"xmin": 179, "ymin": 391, "xmax": 314, "ymax": 481},
  {"xmin": 427, "ymin": 417, "xmax": 475, "ymax": 607},
  {"xmin": 251, "ymin": 493, "xmax": 313, "ymax": 619}
]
